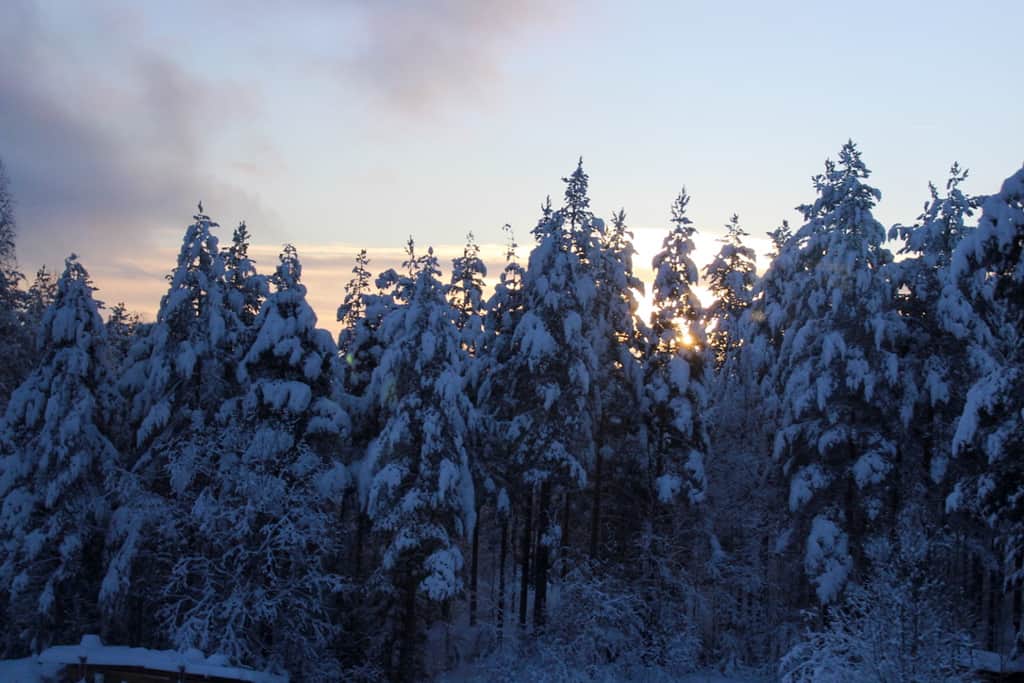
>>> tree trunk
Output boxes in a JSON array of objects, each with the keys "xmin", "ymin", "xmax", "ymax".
[
  {"xmin": 590, "ymin": 449, "xmax": 603, "ymax": 558},
  {"xmin": 988, "ymin": 568, "xmax": 999, "ymax": 651},
  {"xmin": 354, "ymin": 512, "xmax": 368, "ymax": 581},
  {"xmin": 561, "ymin": 490, "xmax": 571, "ymax": 578},
  {"xmin": 498, "ymin": 515, "xmax": 508, "ymax": 644},
  {"xmin": 469, "ymin": 506, "xmax": 481, "ymax": 626},
  {"xmin": 975, "ymin": 554, "xmax": 985, "ymax": 632},
  {"xmin": 534, "ymin": 481, "xmax": 551, "ymax": 629},
  {"xmin": 1014, "ymin": 554, "xmax": 1023, "ymax": 652},
  {"xmin": 519, "ymin": 490, "xmax": 533, "ymax": 629},
  {"xmin": 399, "ymin": 574, "xmax": 417, "ymax": 683}
]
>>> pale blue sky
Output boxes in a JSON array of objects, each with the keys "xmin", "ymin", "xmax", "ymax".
[{"xmin": 2, "ymin": 0, "xmax": 1021, "ymax": 326}]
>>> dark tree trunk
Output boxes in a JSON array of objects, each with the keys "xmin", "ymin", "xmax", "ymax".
[
  {"xmin": 354, "ymin": 512, "xmax": 368, "ymax": 581},
  {"xmin": 591, "ymin": 449, "xmax": 603, "ymax": 558},
  {"xmin": 975, "ymin": 554, "xmax": 985, "ymax": 629},
  {"xmin": 498, "ymin": 515, "xmax": 508, "ymax": 643},
  {"xmin": 988, "ymin": 568, "xmax": 999, "ymax": 651},
  {"xmin": 399, "ymin": 574, "xmax": 417, "ymax": 683},
  {"xmin": 1014, "ymin": 555, "xmax": 1023, "ymax": 651},
  {"xmin": 561, "ymin": 490, "xmax": 571, "ymax": 578},
  {"xmin": 469, "ymin": 506, "xmax": 481, "ymax": 626},
  {"xmin": 519, "ymin": 490, "xmax": 533, "ymax": 629},
  {"xmin": 534, "ymin": 481, "xmax": 551, "ymax": 629}
]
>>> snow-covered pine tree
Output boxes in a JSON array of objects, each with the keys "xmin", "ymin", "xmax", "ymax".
[
  {"xmin": 780, "ymin": 519, "xmax": 973, "ymax": 682},
  {"xmin": 886, "ymin": 165, "xmax": 977, "ymax": 513},
  {"xmin": 767, "ymin": 220, "xmax": 793, "ymax": 258},
  {"xmin": 0, "ymin": 160, "xmax": 29, "ymax": 409},
  {"xmin": 445, "ymin": 232, "xmax": 490, "ymax": 626},
  {"xmin": 494, "ymin": 163, "xmax": 606, "ymax": 628},
  {"xmin": 120, "ymin": 203, "xmax": 240, "ymax": 458},
  {"xmin": 944, "ymin": 165, "xmax": 1024, "ymax": 652},
  {"xmin": 703, "ymin": 216, "xmax": 790, "ymax": 663},
  {"xmin": 160, "ymin": 244, "xmax": 349, "ymax": 681},
  {"xmin": 23, "ymin": 265, "xmax": 57, "ymax": 333},
  {"xmin": 0, "ymin": 255, "xmax": 118, "ymax": 654},
  {"xmin": 478, "ymin": 224, "xmax": 526, "ymax": 381},
  {"xmin": 735, "ymin": 219, "xmax": 803, "ymax": 511},
  {"xmin": 337, "ymin": 248, "xmax": 377, "ymax": 400},
  {"xmin": 589, "ymin": 208, "xmax": 647, "ymax": 559},
  {"xmin": 222, "ymin": 220, "xmax": 266, "ymax": 329},
  {"xmin": 703, "ymin": 214, "xmax": 757, "ymax": 369},
  {"xmin": 743, "ymin": 219, "xmax": 802, "ymax": 387},
  {"xmin": 360, "ymin": 246, "xmax": 475, "ymax": 682},
  {"xmin": 771, "ymin": 141, "xmax": 904, "ymax": 605},
  {"xmin": 105, "ymin": 204, "xmax": 241, "ymax": 644},
  {"xmin": 338, "ymin": 249, "xmax": 373, "ymax": 340},
  {"xmin": 447, "ymin": 232, "xmax": 487, "ymax": 353},
  {"xmin": 105, "ymin": 302, "xmax": 142, "ymax": 372},
  {"xmin": 474, "ymin": 223, "xmax": 526, "ymax": 633},
  {"xmin": 0, "ymin": 160, "xmax": 17, "ymax": 297},
  {"xmin": 644, "ymin": 187, "xmax": 708, "ymax": 510},
  {"xmin": 337, "ymin": 249, "xmax": 402, "ymax": 456},
  {"xmin": 617, "ymin": 188, "xmax": 712, "ymax": 666}
]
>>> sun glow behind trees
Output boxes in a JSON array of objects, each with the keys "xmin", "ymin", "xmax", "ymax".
[{"xmin": 89, "ymin": 229, "xmax": 772, "ymax": 346}]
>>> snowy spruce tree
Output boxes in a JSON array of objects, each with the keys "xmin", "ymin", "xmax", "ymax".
[
  {"xmin": 780, "ymin": 519, "xmax": 973, "ymax": 682},
  {"xmin": 23, "ymin": 265, "xmax": 58, "ymax": 333},
  {"xmin": 703, "ymin": 213, "xmax": 757, "ymax": 369},
  {"xmin": 104, "ymin": 204, "xmax": 241, "ymax": 642},
  {"xmin": 473, "ymin": 224, "xmax": 525, "ymax": 635},
  {"xmin": 360, "ymin": 246, "xmax": 475, "ymax": 682},
  {"xmin": 0, "ymin": 255, "xmax": 117, "ymax": 654},
  {"xmin": 496, "ymin": 162, "xmax": 607, "ymax": 628},
  {"xmin": 161, "ymin": 244, "xmax": 350, "ymax": 681},
  {"xmin": 445, "ymin": 232, "xmax": 491, "ymax": 627},
  {"xmin": 0, "ymin": 160, "xmax": 30, "ymax": 409},
  {"xmin": 588, "ymin": 207, "xmax": 648, "ymax": 558},
  {"xmin": 104, "ymin": 302, "xmax": 142, "ymax": 371},
  {"xmin": 338, "ymin": 249, "xmax": 373, "ymax": 340},
  {"xmin": 887, "ymin": 165, "xmax": 977, "ymax": 511},
  {"xmin": 222, "ymin": 220, "xmax": 266, "ymax": 329},
  {"xmin": 337, "ymin": 248, "xmax": 407, "ymax": 454},
  {"xmin": 119, "ymin": 203, "xmax": 240, "ymax": 460},
  {"xmin": 446, "ymin": 232, "xmax": 487, "ymax": 353},
  {"xmin": 944, "ymin": 165, "xmax": 1024, "ymax": 652},
  {"xmin": 477, "ymin": 224, "xmax": 526, "ymax": 391},
  {"xmin": 771, "ymin": 141, "xmax": 905, "ymax": 605},
  {"xmin": 743, "ymin": 219, "xmax": 804, "ymax": 393},
  {"xmin": 337, "ymin": 248, "xmax": 378, "ymax": 401},
  {"xmin": 644, "ymin": 188, "xmax": 708, "ymax": 511}
]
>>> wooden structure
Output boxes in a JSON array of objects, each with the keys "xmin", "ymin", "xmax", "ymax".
[{"xmin": 37, "ymin": 635, "xmax": 287, "ymax": 683}]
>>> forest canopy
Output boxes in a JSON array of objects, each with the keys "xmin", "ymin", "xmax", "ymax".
[{"xmin": 0, "ymin": 144, "xmax": 1022, "ymax": 682}]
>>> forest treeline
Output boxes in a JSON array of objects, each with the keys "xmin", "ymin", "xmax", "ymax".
[{"xmin": 0, "ymin": 142, "xmax": 1021, "ymax": 682}]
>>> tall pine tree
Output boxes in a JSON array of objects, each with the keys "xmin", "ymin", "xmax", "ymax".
[
  {"xmin": 361, "ymin": 247, "xmax": 475, "ymax": 682},
  {"xmin": 0, "ymin": 255, "xmax": 117, "ymax": 654},
  {"xmin": 945, "ymin": 166, "xmax": 1024, "ymax": 652},
  {"xmin": 645, "ymin": 188, "xmax": 708, "ymax": 510},
  {"xmin": 161, "ymin": 244, "xmax": 350, "ymax": 681},
  {"xmin": 704, "ymin": 214, "xmax": 757, "ymax": 369},
  {"xmin": 771, "ymin": 141, "xmax": 904, "ymax": 605}
]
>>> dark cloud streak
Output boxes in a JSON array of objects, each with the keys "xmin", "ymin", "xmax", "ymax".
[{"xmin": 0, "ymin": 1, "xmax": 276, "ymax": 273}]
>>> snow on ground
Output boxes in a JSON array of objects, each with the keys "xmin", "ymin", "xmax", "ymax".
[{"xmin": 0, "ymin": 657, "xmax": 60, "ymax": 682}]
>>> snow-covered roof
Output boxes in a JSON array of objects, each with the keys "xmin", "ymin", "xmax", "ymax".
[{"xmin": 37, "ymin": 635, "xmax": 287, "ymax": 683}]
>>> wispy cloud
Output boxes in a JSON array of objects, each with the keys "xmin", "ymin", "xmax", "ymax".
[
  {"xmin": 0, "ymin": 1, "xmax": 278, "ymax": 270},
  {"xmin": 341, "ymin": 0, "xmax": 569, "ymax": 113}
]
